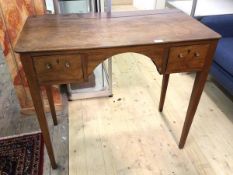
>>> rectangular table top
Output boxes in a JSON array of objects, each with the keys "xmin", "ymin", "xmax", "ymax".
[{"xmin": 14, "ymin": 9, "xmax": 220, "ymax": 53}]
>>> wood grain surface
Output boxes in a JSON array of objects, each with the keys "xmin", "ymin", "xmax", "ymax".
[
  {"xmin": 69, "ymin": 53, "xmax": 233, "ymax": 175},
  {"xmin": 14, "ymin": 9, "xmax": 220, "ymax": 53}
]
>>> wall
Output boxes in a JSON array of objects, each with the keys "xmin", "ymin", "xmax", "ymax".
[
  {"xmin": 112, "ymin": 0, "xmax": 133, "ymax": 5},
  {"xmin": 133, "ymin": 0, "xmax": 166, "ymax": 10}
]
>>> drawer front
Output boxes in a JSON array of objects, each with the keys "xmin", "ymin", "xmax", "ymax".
[
  {"xmin": 33, "ymin": 54, "xmax": 83, "ymax": 84},
  {"xmin": 166, "ymin": 44, "xmax": 209, "ymax": 73}
]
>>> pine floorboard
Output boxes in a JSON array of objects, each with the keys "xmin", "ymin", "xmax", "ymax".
[{"xmin": 69, "ymin": 53, "xmax": 233, "ymax": 175}]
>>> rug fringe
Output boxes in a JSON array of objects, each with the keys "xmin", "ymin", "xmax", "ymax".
[{"xmin": 0, "ymin": 131, "xmax": 42, "ymax": 141}]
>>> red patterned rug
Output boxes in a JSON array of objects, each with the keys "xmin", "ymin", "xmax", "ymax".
[{"xmin": 0, "ymin": 132, "xmax": 44, "ymax": 175}]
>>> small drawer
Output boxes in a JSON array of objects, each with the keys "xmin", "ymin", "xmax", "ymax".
[
  {"xmin": 166, "ymin": 44, "xmax": 209, "ymax": 73},
  {"xmin": 33, "ymin": 54, "xmax": 83, "ymax": 84}
]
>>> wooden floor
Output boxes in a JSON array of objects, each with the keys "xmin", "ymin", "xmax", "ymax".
[
  {"xmin": 1, "ymin": 52, "xmax": 233, "ymax": 175},
  {"xmin": 69, "ymin": 53, "xmax": 233, "ymax": 175}
]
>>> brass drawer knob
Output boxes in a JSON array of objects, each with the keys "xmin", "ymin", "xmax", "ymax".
[
  {"xmin": 65, "ymin": 62, "xmax": 70, "ymax": 68},
  {"xmin": 46, "ymin": 63, "xmax": 52, "ymax": 70},
  {"xmin": 178, "ymin": 53, "xmax": 184, "ymax": 58},
  {"xmin": 194, "ymin": 52, "xmax": 200, "ymax": 57}
]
